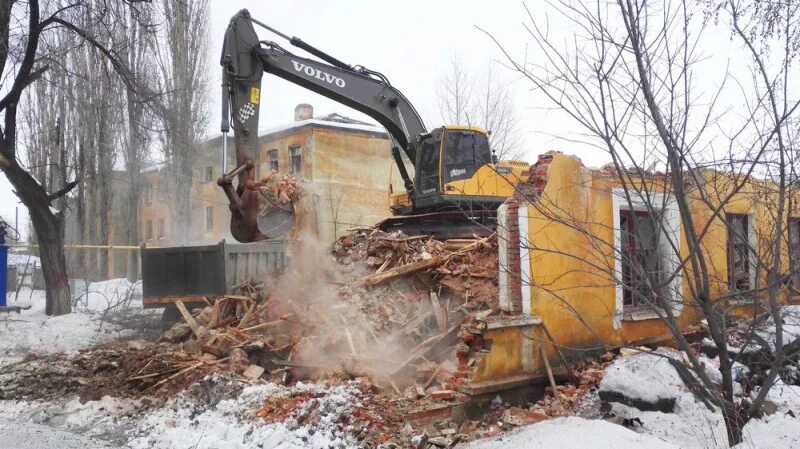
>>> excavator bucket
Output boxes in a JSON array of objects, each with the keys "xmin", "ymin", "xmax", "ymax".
[
  {"xmin": 255, "ymin": 173, "xmax": 302, "ymax": 239},
  {"xmin": 257, "ymin": 199, "xmax": 295, "ymax": 239}
]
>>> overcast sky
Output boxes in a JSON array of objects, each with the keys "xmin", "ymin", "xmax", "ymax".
[{"xmin": 0, "ymin": 0, "xmax": 752, "ymax": 238}]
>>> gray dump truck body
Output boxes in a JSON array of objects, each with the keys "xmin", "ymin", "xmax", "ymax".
[{"xmin": 141, "ymin": 240, "xmax": 287, "ymax": 308}]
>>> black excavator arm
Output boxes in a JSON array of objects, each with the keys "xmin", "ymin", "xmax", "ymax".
[{"xmin": 219, "ymin": 9, "xmax": 425, "ymax": 242}]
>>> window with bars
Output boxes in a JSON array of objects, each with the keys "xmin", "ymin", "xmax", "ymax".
[
  {"xmin": 268, "ymin": 150, "xmax": 279, "ymax": 172},
  {"xmin": 290, "ymin": 146, "xmax": 302, "ymax": 175},
  {"xmin": 726, "ymin": 213, "xmax": 751, "ymax": 291},
  {"xmin": 620, "ymin": 210, "xmax": 663, "ymax": 308}
]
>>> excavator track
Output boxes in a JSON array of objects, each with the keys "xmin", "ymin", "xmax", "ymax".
[{"xmin": 376, "ymin": 210, "xmax": 498, "ymax": 240}]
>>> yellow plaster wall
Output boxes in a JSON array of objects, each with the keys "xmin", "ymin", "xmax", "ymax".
[{"xmin": 523, "ymin": 154, "xmax": 799, "ymax": 355}]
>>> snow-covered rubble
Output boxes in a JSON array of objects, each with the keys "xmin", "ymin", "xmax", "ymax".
[
  {"xmin": 599, "ymin": 349, "xmax": 684, "ymax": 403},
  {"xmin": 127, "ymin": 378, "xmax": 362, "ymax": 449}
]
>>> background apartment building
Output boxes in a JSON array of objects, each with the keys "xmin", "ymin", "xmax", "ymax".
[{"xmin": 140, "ymin": 104, "xmax": 401, "ymax": 247}]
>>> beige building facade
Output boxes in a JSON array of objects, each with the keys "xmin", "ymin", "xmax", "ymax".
[{"xmin": 140, "ymin": 105, "xmax": 401, "ymax": 247}]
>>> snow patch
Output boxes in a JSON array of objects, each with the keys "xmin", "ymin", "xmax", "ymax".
[
  {"xmin": 1, "ymin": 280, "xmax": 145, "ymax": 364},
  {"xmin": 599, "ymin": 350, "xmax": 684, "ymax": 403},
  {"xmin": 466, "ymin": 416, "xmax": 679, "ymax": 449}
]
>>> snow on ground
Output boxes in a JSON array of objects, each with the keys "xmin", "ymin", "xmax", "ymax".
[
  {"xmin": 465, "ymin": 416, "xmax": 679, "ymax": 449},
  {"xmin": 599, "ymin": 348, "xmax": 685, "ymax": 403},
  {"xmin": 0, "ymin": 394, "xmax": 142, "ymax": 441},
  {"xmin": 595, "ymin": 351, "xmax": 800, "ymax": 449},
  {"xmin": 0, "ymin": 376, "xmax": 365, "ymax": 449},
  {"xmin": 0, "ymin": 419, "xmax": 123, "ymax": 449},
  {"xmin": 1, "ymin": 279, "xmax": 145, "ymax": 365},
  {"xmin": 127, "ymin": 379, "xmax": 362, "ymax": 449},
  {"xmin": 753, "ymin": 306, "xmax": 800, "ymax": 352}
]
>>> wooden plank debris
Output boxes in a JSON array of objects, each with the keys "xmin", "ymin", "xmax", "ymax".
[{"xmin": 175, "ymin": 299, "xmax": 200, "ymax": 338}]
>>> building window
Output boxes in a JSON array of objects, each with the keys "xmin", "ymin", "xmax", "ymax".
[
  {"xmin": 612, "ymin": 189, "xmax": 681, "ymax": 325},
  {"xmin": 204, "ymin": 166, "xmax": 213, "ymax": 182},
  {"xmin": 144, "ymin": 185, "xmax": 152, "ymax": 203},
  {"xmin": 789, "ymin": 218, "xmax": 800, "ymax": 291},
  {"xmin": 145, "ymin": 220, "xmax": 153, "ymax": 241},
  {"xmin": 205, "ymin": 206, "xmax": 214, "ymax": 232},
  {"xmin": 268, "ymin": 149, "xmax": 279, "ymax": 172},
  {"xmin": 290, "ymin": 146, "xmax": 302, "ymax": 174},
  {"xmin": 157, "ymin": 218, "xmax": 165, "ymax": 239},
  {"xmin": 620, "ymin": 210, "xmax": 663, "ymax": 308},
  {"xmin": 726, "ymin": 213, "xmax": 751, "ymax": 291}
]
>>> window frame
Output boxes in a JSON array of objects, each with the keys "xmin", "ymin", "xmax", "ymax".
[
  {"xmin": 788, "ymin": 217, "xmax": 800, "ymax": 291},
  {"xmin": 205, "ymin": 206, "xmax": 214, "ymax": 232},
  {"xmin": 619, "ymin": 209, "xmax": 663, "ymax": 308},
  {"xmin": 157, "ymin": 218, "xmax": 165, "ymax": 240},
  {"xmin": 611, "ymin": 189, "xmax": 682, "ymax": 327},
  {"xmin": 289, "ymin": 145, "xmax": 302, "ymax": 175},
  {"xmin": 726, "ymin": 213, "xmax": 754, "ymax": 293},
  {"xmin": 204, "ymin": 166, "xmax": 213, "ymax": 183},
  {"xmin": 268, "ymin": 149, "xmax": 279, "ymax": 172},
  {"xmin": 145, "ymin": 220, "xmax": 153, "ymax": 241}
]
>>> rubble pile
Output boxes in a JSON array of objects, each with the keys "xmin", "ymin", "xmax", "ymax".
[
  {"xmin": 156, "ymin": 230, "xmax": 500, "ymax": 392},
  {"xmin": 0, "ymin": 341, "xmax": 224, "ymax": 403},
  {"xmin": 258, "ymin": 172, "xmax": 303, "ymax": 207}
]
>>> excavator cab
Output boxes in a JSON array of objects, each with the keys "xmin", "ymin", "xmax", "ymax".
[{"xmin": 413, "ymin": 126, "xmax": 495, "ymax": 209}]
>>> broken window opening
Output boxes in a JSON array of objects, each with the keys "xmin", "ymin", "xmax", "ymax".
[
  {"xmin": 620, "ymin": 209, "xmax": 664, "ymax": 309},
  {"xmin": 726, "ymin": 213, "xmax": 751, "ymax": 292}
]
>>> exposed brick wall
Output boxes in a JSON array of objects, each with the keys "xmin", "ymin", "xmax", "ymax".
[{"xmin": 498, "ymin": 199, "xmax": 523, "ymax": 314}]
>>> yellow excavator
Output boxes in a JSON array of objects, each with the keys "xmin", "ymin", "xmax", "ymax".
[{"xmin": 218, "ymin": 10, "xmax": 529, "ymax": 242}]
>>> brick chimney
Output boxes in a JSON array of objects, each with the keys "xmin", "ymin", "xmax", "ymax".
[{"xmin": 294, "ymin": 103, "xmax": 313, "ymax": 121}]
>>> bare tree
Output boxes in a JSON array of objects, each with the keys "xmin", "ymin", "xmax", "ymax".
[
  {"xmin": 0, "ymin": 0, "xmax": 149, "ymax": 315},
  {"xmin": 150, "ymin": 0, "xmax": 210, "ymax": 244},
  {"xmin": 436, "ymin": 56, "xmax": 525, "ymax": 160},
  {"xmin": 117, "ymin": 2, "xmax": 155, "ymax": 279},
  {"xmin": 481, "ymin": 0, "xmax": 799, "ymax": 445}
]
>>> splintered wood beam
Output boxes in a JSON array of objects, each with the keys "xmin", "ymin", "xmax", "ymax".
[
  {"xmin": 175, "ymin": 299, "xmax": 200, "ymax": 338},
  {"xmin": 358, "ymin": 255, "xmax": 446, "ymax": 287}
]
